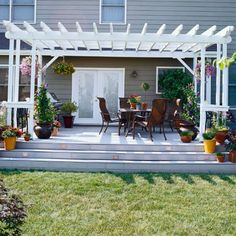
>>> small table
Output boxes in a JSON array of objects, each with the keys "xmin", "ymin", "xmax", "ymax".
[{"xmin": 119, "ymin": 108, "xmax": 151, "ymax": 136}]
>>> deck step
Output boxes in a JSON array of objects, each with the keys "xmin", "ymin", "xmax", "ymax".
[
  {"xmin": 0, "ymin": 149, "xmax": 221, "ymax": 161},
  {"xmin": 0, "ymin": 158, "xmax": 235, "ymax": 174},
  {"xmin": 0, "ymin": 141, "xmax": 225, "ymax": 152}
]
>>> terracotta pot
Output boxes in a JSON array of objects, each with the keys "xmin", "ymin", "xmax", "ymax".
[
  {"xmin": 216, "ymin": 155, "xmax": 224, "ymax": 163},
  {"xmin": 51, "ymin": 127, "xmax": 59, "ymax": 136},
  {"xmin": 130, "ymin": 103, "xmax": 136, "ymax": 109},
  {"xmin": 215, "ymin": 130, "xmax": 228, "ymax": 144},
  {"xmin": 180, "ymin": 135, "xmax": 192, "ymax": 143},
  {"xmin": 24, "ymin": 136, "xmax": 30, "ymax": 142},
  {"xmin": 175, "ymin": 120, "xmax": 199, "ymax": 141},
  {"xmin": 4, "ymin": 137, "xmax": 16, "ymax": 151},
  {"xmin": 63, "ymin": 116, "xmax": 75, "ymax": 128},
  {"xmin": 141, "ymin": 102, "xmax": 148, "ymax": 110},
  {"xmin": 34, "ymin": 123, "xmax": 52, "ymax": 139},
  {"xmin": 229, "ymin": 150, "xmax": 236, "ymax": 163},
  {"xmin": 203, "ymin": 139, "xmax": 216, "ymax": 154}
]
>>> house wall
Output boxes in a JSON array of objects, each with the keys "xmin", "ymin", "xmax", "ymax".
[{"xmin": 44, "ymin": 57, "xmax": 191, "ymax": 106}]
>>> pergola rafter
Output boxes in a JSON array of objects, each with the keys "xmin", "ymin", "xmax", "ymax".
[{"xmin": 2, "ymin": 21, "xmax": 234, "ymax": 140}]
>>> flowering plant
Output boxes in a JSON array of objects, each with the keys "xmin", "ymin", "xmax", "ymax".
[
  {"xmin": 23, "ymin": 132, "xmax": 31, "ymax": 138},
  {"xmin": 20, "ymin": 56, "xmax": 40, "ymax": 77},
  {"xmin": 225, "ymin": 132, "xmax": 236, "ymax": 151},
  {"xmin": 52, "ymin": 120, "xmax": 61, "ymax": 128},
  {"xmin": 2, "ymin": 127, "xmax": 23, "ymax": 138},
  {"xmin": 195, "ymin": 60, "xmax": 215, "ymax": 80},
  {"xmin": 128, "ymin": 95, "xmax": 142, "ymax": 104},
  {"xmin": 52, "ymin": 60, "xmax": 75, "ymax": 75}
]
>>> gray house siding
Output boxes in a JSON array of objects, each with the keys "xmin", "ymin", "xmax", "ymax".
[{"xmin": 0, "ymin": 0, "xmax": 236, "ymax": 105}]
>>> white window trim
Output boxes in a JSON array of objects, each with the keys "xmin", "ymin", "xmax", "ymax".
[
  {"xmin": 156, "ymin": 66, "xmax": 185, "ymax": 94},
  {"xmin": 99, "ymin": 0, "xmax": 127, "ymax": 25},
  {"xmin": 0, "ymin": 0, "xmax": 37, "ymax": 24}
]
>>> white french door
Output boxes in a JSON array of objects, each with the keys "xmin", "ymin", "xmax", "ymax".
[{"xmin": 72, "ymin": 68, "xmax": 125, "ymax": 124}]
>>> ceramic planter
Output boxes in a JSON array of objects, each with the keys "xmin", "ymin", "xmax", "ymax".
[
  {"xmin": 180, "ymin": 136, "xmax": 192, "ymax": 143},
  {"xmin": 130, "ymin": 103, "xmax": 136, "ymax": 109},
  {"xmin": 229, "ymin": 150, "xmax": 236, "ymax": 163},
  {"xmin": 216, "ymin": 155, "xmax": 224, "ymax": 163},
  {"xmin": 51, "ymin": 127, "xmax": 59, "ymax": 136},
  {"xmin": 34, "ymin": 123, "xmax": 52, "ymax": 139},
  {"xmin": 4, "ymin": 137, "xmax": 16, "ymax": 151},
  {"xmin": 203, "ymin": 139, "xmax": 216, "ymax": 154},
  {"xmin": 141, "ymin": 102, "xmax": 148, "ymax": 110},
  {"xmin": 215, "ymin": 130, "xmax": 228, "ymax": 144},
  {"xmin": 63, "ymin": 116, "xmax": 75, "ymax": 128}
]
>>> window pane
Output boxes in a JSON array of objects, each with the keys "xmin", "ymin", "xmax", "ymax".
[
  {"xmin": 12, "ymin": 5, "xmax": 34, "ymax": 21},
  {"xmin": 0, "ymin": 67, "xmax": 8, "ymax": 84},
  {"xmin": 13, "ymin": 0, "xmax": 34, "ymax": 5},
  {"xmin": 102, "ymin": 6, "xmax": 124, "ymax": 23},
  {"xmin": 103, "ymin": 0, "xmax": 124, "ymax": 5},
  {"xmin": 0, "ymin": 0, "xmax": 9, "ymax": 4},
  {"xmin": 19, "ymin": 86, "xmax": 30, "ymax": 101},
  {"xmin": 0, "ymin": 86, "xmax": 7, "ymax": 101},
  {"xmin": 0, "ymin": 6, "xmax": 9, "ymax": 20}
]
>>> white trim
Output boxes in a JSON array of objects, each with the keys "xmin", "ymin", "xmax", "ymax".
[
  {"xmin": 156, "ymin": 66, "xmax": 185, "ymax": 94},
  {"xmin": 99, "ymin": 0, "xmax": 127, "ymax": 25}
]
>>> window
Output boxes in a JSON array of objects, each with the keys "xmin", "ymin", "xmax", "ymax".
[
  {"xmin": 100, "ymin": 0, "xmax": 126, "ymax": 24},
  {"xmin": 0, "ymin": 0, "xmax": 36, "ymax": 23},
  {"xmin": 0, "ymin": 65, "xmax": 30, "ymax": 102},
  {"xmin": 156, "ymin": 66, "xmax": 185, "ymax": 94}
]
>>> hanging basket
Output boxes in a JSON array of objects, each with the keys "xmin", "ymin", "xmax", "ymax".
[{"xmin": 52, "ymin": 60, "xmax": 75, "ymax": 75}]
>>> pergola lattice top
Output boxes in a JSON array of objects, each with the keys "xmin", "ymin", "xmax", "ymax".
[{"xmin": 3, "ymin": 21, "xmax": 234, "ymax": 58}]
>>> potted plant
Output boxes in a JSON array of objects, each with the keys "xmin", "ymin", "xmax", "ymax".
[
  {"xmin": 52, "ymin": 59, "xmax": 75, "ymax": 75},
  {"xmin": 225, "ymin": 132, "xmax": 236, "ymax": 163},
  {"xmin": 215, "ymin": 152, "xmax": 225, "ymax": 163},
  {"xmin": 141, "ymin": 82, "xmax": 150, "ymax": 110},
  {"xmin": 179, "ymin": 131, "xmax": 193, "ymax": 143},
  {"xmin": 202, "ymin": 131, "xmax": 216, "ymax": 154},
  {"xmin": 2, "ymin": 128, "xmax": 22, "ymax": 151},
  {"xmin": 23, "ymin": 132, "xmax": 31, "ymax": 142},
  {"xmin": 34, "ymin": 84, "xmax": 57, "ymax": 139},
  {"xmin": 128, "ymin": 95, "xmax": 141, "ymax": 109},
  {"xmin": 61, "ymin": 101, "xmax": 78, "ymax": 128},
  {"xmin": 52, "ymin": 120, "xmax": 61, "ymax": 136},
  {"xmin": 212, "ymin": 114, "xmax": 229, "ymax": 144}
]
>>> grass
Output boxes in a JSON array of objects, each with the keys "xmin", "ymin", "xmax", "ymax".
[{"xmin": 0, "ymin": 171, "xmax": 236, "ymax": 236}]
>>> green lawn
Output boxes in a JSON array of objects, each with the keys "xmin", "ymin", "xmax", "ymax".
[{"xmin": 0, "ymin": 171, "xmax": 236, "ymax": 236}]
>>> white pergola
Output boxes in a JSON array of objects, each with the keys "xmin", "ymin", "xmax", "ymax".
[{"xmin": 2, "ymin": 21, "xmax": 234, "ymax": 139}]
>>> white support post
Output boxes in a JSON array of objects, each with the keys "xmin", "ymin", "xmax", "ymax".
[
  {"xmin": 28, "ymin": 42, "xmax": 37, "ymax": 137},
  {"xmin": 206, "ymin": 75, "xmax": 211, "ymax": 103},
  {"xmin": 7, "ymin": 39, "xmax": 14, "ymax": 126},
  {"xmin": 13, "ymin": 39, "xmax": 21, "ymax": 127},
  {"xmin": 193, "ymin": 56, "xmax": 198, "ymax": 93},
  {"xmin": 199, "ymin": 46, "xmax": 206, "ymax": 140},
  {"xmin": 37, "ymin": 51, "xmax": 42, "ymax": 88},
  {"xmin": 222, "ymin": 43, "xmax": 229, "ymax": 106},
  {"xmin": 176, "ymin": 57, "xmax": 194, "ymax": 75},
  {"xmin": 216, "ymin": 44, "xmax": 221, "ymax": 105}
]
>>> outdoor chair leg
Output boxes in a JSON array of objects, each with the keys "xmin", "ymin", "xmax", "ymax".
[
  {"xmin": 118, "ymin": 122, "xmax": 121, "ymax": 136},
  {"xmin": 132, "ymin": 123, "xmax": 136, "ymax": 139},
  {"xmin": 169, "ymin": 121, "xmax": 173, "ymax": 132},
  {"xmin": 149, "ymin": 127, "xmax": 153, "ymax": 142},
  {"xmin": 162, "ymin": 125, "xmax": 167, "ymax": 140},
  {"xmin": 104, "ymin": 122, "xmax": 109, "ymax": 133},
  {"xmin": 99, "ymin": 121, "xmax": 104, "ymax": 134}
]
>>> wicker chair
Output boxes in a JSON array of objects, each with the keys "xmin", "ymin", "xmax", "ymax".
[
  {"xmin": 97, "ymin": 97, "xmax": 125, "ymax": 135},
  {"xmin": 132, "ymin": 98, "xmax": 167, "ymax": 141}
]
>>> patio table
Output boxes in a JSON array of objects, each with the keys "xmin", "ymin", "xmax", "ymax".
[{"xmin": 119, "ymin": 108, "xmax": 151, "ymax": 136}]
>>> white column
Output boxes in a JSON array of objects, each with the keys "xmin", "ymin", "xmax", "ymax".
[
  {"xmin": 193, "ymin": 56, "xmax": 198, "ymax": 94},
  {"xmin": 28, "ymin": 42, "xmax": 37, "ymax": 137},
  {"xmin": 37, "ymin": 51, "xmax": 42, "ymax": 89},
  {"xmin": 216, "ymin": 44, "xmax": 221, "ymax": 106},
  {"xmin": 13, "ymin": 39, "xmax": 21, "ymax": 128},
  {"xmin": 199, "ymin": 46, "xmax": 206, "ymax": 140},
  {"xmin": 7, "ymin": 39, "xmax": 14, "ymax": 126},
  {"xmin": 206, "ymin": 75, "xmax": 211, "ymax": 103},
  {"xmin": 222, "ymin": 43, "xmax": 229, "ymax": 106}
]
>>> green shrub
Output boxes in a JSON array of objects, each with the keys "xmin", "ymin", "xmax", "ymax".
[
  {"xmin": 180, "ymin": 131, "xmax": 194, "ymax": 137},
  {"xmin": 61, "ymin": 101, "xmax": 78, "ymax": 115},
  {"xmin": 202, "ymin": 131, "xmax": 215, "ymax": 140}
]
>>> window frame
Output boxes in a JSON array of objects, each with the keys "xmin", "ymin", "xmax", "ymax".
[
  {"xmin": 99, "ymin": 0, "xmax": 127, "ymax": 25},
  {"xmin": 0, "ymin": 0, "xmax": 37, "ymax": 24},
  {"xmin": 156, "ymin": 66, "xmax": 185, "ymax": 94}
]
